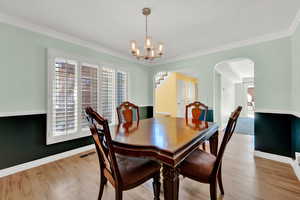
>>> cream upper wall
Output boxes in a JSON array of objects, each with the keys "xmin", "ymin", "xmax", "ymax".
[
  {"xmin": 291, "ymin": 24, "xmax": 300, "ymax": 115},
  {"xmin": 0, "ymin": 23, "xmax": 152, "ymax": 115},
  {"xmin": 151, "ymin": 37, "xmax": 292, "ymax": 112}
]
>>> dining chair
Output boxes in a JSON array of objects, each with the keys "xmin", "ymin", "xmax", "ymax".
[
  {"xmin": 185, "ymin": 101, "xmax": 209, "ymax": 150},
  {"xmin": 85, "ymin": 107, "xmax": 161, "ymax": 200},
  {"xmin": 117, "ymin": 101, "xmax": 140, "ymax": 124},
  {"xmin": 179, "ymin": 106, "xmax": 242, "ymax": 200}
]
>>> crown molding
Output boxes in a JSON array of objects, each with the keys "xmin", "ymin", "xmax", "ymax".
[
  {"xmin": 150, "ymin": 9, "xmax": 300, "ymax": 67},
  {"xmin": 1, "ymin": 9, "xmax": 300, "ymax": 68},
  {"xmin": 150, "ymin": 30, "xmax": 292, "ymax": 67},
  {"xmin": 0, "ymin": 12, "xmax": 150, "ymax": 67},
  {"xmin": 289, "ymin": 9, "xmax": 300, "ymax": 34}
]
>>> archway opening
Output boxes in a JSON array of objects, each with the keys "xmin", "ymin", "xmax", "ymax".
[{"xmin": 213, "ymin": 58, "xmax": 255, "ymax": 136}]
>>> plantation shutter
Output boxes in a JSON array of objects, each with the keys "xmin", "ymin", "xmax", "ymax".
[
  {"xmin": 116, "ymin": 71, "xmax": 127, "ymax": 106},
  {"xmin": 80, "ymin": 64, "xmax": 99, "ymax": 128},
  {"xmin": 101, "ymin": 67, "xmax": 115, "ymax": 124},
  {"xmin": 52, "ymin": 59, "xmax": 78, "ymax": 136}
]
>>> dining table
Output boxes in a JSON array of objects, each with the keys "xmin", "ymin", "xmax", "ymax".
[{"xmin": 110, "ymin": 117, "xmax": 219, "ymax": 200}]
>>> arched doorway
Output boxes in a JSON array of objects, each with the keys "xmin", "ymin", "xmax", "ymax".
[{"xmin": 213, "ymin": 58, "xmax": 255, "ymax": 135}]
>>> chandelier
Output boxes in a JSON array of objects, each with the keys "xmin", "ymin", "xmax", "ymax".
[{"xmin": 130, "ymin": 8, "xmax": 164, "ymax": 61}]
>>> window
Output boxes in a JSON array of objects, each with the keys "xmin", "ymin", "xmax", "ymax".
[
  {"xmin": 52, "ymin": 59, "xmax": 78, "ymax": 137},
  {"xmin": 116, "ymin": 71, "xmax": 128, "ymax": 107},
  {"xmin": 47, "ymin": 50, "xmax": 128, "ymax": 144},
  {"xmin": 80, "ymin": 64, "xmax": 99, "ymax": 129},
  {"xmin": 101, "ymin": 67, "xmax": 115, "ymax": 124}
]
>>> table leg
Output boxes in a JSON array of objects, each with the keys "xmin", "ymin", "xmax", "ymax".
[
  {"xmin": 162, "ymin": 164, "xmax": 179, "ymax": 200},
  {"xmin": 209, "ymin": 130, "xmax": 219, "ymax": 156}
]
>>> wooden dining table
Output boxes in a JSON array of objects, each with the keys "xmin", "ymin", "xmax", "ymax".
[{"xmin": 110, "ymin": 117, "xmax": 219, "ymax": 200}]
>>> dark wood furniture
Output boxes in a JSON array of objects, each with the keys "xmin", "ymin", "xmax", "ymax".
[
  {"xmin": 116, "ymin": 101, "xmax": 140, "ymax": 124},
  {"xmin": 110, "ymin": 116, "xmax": 219, "ymax": 200},
  {"xmin": 179, "ymin": 106, "xmax": 242, "ymax": 200},
  {"xmin": 185, "ymin": 101, "xmax": 209, "ymax": 150},
  {"xmin": 85, "ymin": 107, "xmax": 161, "ymax": 200}
]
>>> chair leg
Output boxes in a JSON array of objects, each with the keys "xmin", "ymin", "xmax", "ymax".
[
  {"xmin": 210, "ymin": 180, "xmax": 217, "ymax": 200},
  {"xmin": 98, "ymin": 175, "xmax": 107, "ymax": 200},
  {"xmin": 202, "ymin": 142, "xmax": 206, "ymax": 151},
  {"xmin": 218, "ymin": 167, "xmax": 224, "ymax": 195},
  {"xmin": 153, "ymin": 173, "xmax": 161, "ymax": 200},
  {"xmin": 115, "ymin": 190, "xmax": 123, "ymax": 200}
]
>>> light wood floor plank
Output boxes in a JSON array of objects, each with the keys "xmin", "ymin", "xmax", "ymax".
[{"xmin": 0, "ymin": 134, "xmax": 299, "ymax": 200}]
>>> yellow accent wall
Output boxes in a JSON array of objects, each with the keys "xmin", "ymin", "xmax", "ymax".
[
  {"xmin": 155, "ymin": 73, "xmax": 177, "ymax": 117},
  {"xmin": 155, "ymin": 72, "xmax": 198, "ymax": 117}
]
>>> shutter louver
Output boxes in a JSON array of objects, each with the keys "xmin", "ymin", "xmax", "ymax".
[
  {"xmin": 81, "ymin": 65, "xmax": 98, "ymax": 128},
  {"xmin": 116, "ymin": 71, "xmax": 127, "ymax": 106},
  {"xmin": 53, "ymin": 60, "xmax": 78, "ymax": 136},
  {"xmin": 101, "ymin": 67, "xmax": 115, "ymax": 124}
]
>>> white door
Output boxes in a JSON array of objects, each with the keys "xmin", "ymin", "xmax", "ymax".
[
  {"xmin": 177, "ymin": 81, "xmax": 197, "ymax": 118},
  {"xmin": 177, "ymin": 80, "xmax": 186, "ymax": 117}
]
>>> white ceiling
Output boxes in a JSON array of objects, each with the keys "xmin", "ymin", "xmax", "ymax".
[{"xmin": 0, "ymin": 0, "xmax": 299, "ymax": 63}]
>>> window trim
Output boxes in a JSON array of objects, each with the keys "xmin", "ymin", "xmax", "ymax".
[{"xmin": 47, "ymin": 49, "xmax": 130, "ymax": 145}]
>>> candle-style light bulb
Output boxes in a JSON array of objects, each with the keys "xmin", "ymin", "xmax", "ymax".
[
  {"xmin": 130, "ymin": 41, "xmax": 137, "ymax": 54},
  {"xmin": 136, "ymin": 48, "xmax": 140, "ymax": 56},
  {"xmin": 145, "ymin": 36, "xmax": 152, "ymax": 51},
  {"xmin": 158, "ymin": 43, "xmax": 164, "ymax": 56},
  {"xmin": 150, "ymin": 49, "xmax": 155, "ymax": 58}
]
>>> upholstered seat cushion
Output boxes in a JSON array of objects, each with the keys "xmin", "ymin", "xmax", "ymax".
[
  {"xmin": 179, "ymin": 149, "xmax": 216, "ymax": 183},
  {"xmin": 117, "ymin": 155, "xmax": 161, "ymax": 189}
]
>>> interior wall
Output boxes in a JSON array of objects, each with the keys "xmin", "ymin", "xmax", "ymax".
[
  {"xmin": 155, "ymin": 72, "xmax": 177, "ymax": 116},
  {"xmin": 235, "ymin": 82, "xmax": 247, "ymax": 117},
  {"xmin": 155, "ymin": 72, "xmax": 198, "ymax": 117},
  {"xmin": 151, "ymin": 37, "xmax": 292, "ymax": 112},
  {"xmin": 0, "ymin": 22, "xmax": 152, "ymax": 115},
  {"xmin": 221, "ymin": 75, "xmax": 236, "ymax": 128},
  {"xmin": 291, "ymin": 23, "xmax": 300, "ymax": 115}
]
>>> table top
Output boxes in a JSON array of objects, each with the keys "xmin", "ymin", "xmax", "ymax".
[{"xmin": 110, "ymin": 117, "xmax": 218, "ymax": 166}]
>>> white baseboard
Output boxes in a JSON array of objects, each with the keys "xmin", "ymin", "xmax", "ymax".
[
  {"xmin": 254, "ymin": 151, "xmax": 300, "ymax": 181},
  {"xmin": 155, "ymin": 112, "xmax": 171, "ymax": 116},
  {"xmin": 0, "ymin": 144, "xmax": 95, "ymax": 178}
]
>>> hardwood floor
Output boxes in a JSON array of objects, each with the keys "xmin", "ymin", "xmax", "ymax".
[{"xmin": 1, "ymin": 134, "xmax": 300, "ymax": 200}]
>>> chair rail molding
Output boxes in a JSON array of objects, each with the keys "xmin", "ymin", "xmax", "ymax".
[{"xmin": 0, "ymin": 110, "xmax": 47, "ymax": 117}]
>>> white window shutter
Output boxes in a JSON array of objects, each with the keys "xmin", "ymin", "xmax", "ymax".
[
  {"xmin": 101, "ymin": 67, "xmax": 115, "ymax": 124},
  {"xmin": 80, "ymin": 64, "xmax": 99, "ymax": 128},
  {"xmin": 52, "ymin": 59, "xmax": 78, "ymax": 136},
  {"xmin": 116, "ymin": 71, "xmax": 128, "ymax": 106}
]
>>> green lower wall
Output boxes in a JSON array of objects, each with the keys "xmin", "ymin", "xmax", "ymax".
[
  {"xmin": 291, "ymin": 116, "xmax": 300, "ymax": 155},
  {"xmin": 200, "ymin": 109, "xmax": 214, "ymax": 122},
  {"xmin": 255, "ymin": 112, "xmax": 300, "ymax": 158},
  {"xmin": 0, "ymin": 106, "xmax": 153, "ymax": 170}
]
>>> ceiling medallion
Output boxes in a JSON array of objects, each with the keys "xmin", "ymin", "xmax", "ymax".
[{"xmin": 130, "ymin": 8, "xmax": 164, "ymax": 61}]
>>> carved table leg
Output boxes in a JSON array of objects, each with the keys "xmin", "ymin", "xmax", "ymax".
[
  {"xmin": 162, "ymin": 164, "xmax": 179, "ymax": 200},
  {"xmin": 209, "ymin": 130, "xmax": 219, "ymax": 156}
]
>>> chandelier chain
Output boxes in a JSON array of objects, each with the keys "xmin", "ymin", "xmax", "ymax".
[{"xmin": 146, "ymin": 15, "xmax": 148, "ymax": 37}]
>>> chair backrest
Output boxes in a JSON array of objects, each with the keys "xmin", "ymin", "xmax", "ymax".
[
  {"xmin": 185, "ymin": 101, "xmax": 208, "ymax": 123},
  {"xmin": 211, "ymin": 106, "xmax": 242, "ymax": 178},
  {"xmin": 85, "ymin": 107, "xmax": 121, "ymax": 185},
  {"xmin": 117, "ymin": 101, "xmax": 140, "ymax": 124}
]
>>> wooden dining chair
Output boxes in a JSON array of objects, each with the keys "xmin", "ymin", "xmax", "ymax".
[
  {"xmin": 117, "ymin": 101, "xmax": 140, "ymax": 124},
  {"xmin": 179, "ymin": 106, "xmax": 242, "ymax": 200},
  {"xmin": 185, "ymin": 101, "xmax": 209, "ymax": 150},
  {"xmin": 85, "ymin": 107, "xmax": 161, "ymax": 200}
]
